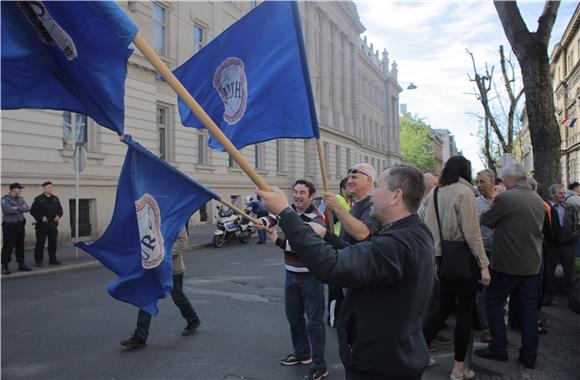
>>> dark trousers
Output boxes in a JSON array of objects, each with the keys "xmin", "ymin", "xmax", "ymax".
[
  {"xmin": 34, "ymin": 222, "xmax": 58, "ymax": 263},
  {"xmin": 423, "ymin": 286, "xmax": 475, "ymax": 362},
  {"xmin": 345, "ymin": 368, "xmax": 422, "ymax": 380},
  {"xmin": 1, "ymin": 222, "xmax": 25, "ymax": 264},
  {"xmin": 285, "ymin": 271, "xmax": 326, "ymax": 370},
  {"xmin": 486, "ymin": 270, "xmax": 539, "ymax": 359},
  {"xmin": 475, "ymin": 250, "xmax": 492, "ymax": 331},
  {"xmin": 257, "ymin": 229, "xmax": 266, "ymax": 243},
  {"xmin": 134, "ymin": 273, "xmax": 199, "ymax": 340},
  {"xmin": 545, "ymin": 244, "xmax": 577, "ymax": 299},
  {"xmin": 327, "ymin": 285, "xmax": 343, "ymax": 327}
]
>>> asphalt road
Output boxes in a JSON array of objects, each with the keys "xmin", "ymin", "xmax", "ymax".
[
  {"xmin": 2, "ymin": 241, "xmax": 345, "ymax": 380},
  {"xmin": 3, "ymin": 239, "xmax": 578, "ymax": 380}
]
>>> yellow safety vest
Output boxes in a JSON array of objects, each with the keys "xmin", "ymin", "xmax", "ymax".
[{"xmin": 334, "ymin": 194, "xmax": 351, "ymax": 235}]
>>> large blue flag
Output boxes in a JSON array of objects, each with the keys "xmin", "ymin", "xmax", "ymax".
[
  {"xmin": 173, "ymin": 1, "xmax": 319, "ymax": 151},
  {"xmin": 76, "ymin": 136, "xmax": 219, "ymax": 315},
  {"xmin": 1, "ymin": 1, "xmax": 137, "ymax": 135}
]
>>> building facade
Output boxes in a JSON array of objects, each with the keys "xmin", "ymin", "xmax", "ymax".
[
  {"xmin": 1, "ymin": 1, "xmax": 401, "ymax": 246},
  {"xmin": 550, "ymin": 3, "xmax": 580, "ymax": 184}
]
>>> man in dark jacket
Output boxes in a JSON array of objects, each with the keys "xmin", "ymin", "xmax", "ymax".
[
  {"xmin": 30, "ymin": 181, "xmax": 63, "ymax": 266},
  {"xmin": 544, "ymin": 183, "xmax": 579, "ymax": 305},
  {"xmin": 257, "ymin": 165, "xmax": 434, "ymax": 380}
]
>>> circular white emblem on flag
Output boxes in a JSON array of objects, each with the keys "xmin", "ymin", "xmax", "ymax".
[
  {"xmin": 135, "ymin": 193, "xmax": 165, "ymax": 269},
  {"xmin": 213, "ymin": 57, "xmax": 248, "ymax": 125}
]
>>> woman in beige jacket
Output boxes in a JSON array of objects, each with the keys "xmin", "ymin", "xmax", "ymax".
[{"xmin": 421, "ymin": 156, "xmax": 491, "ymax": 380}]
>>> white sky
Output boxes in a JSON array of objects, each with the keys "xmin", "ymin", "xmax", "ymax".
[{"xmin": 354, "ymin": 0, "xmax": 577, "ymax": 171}]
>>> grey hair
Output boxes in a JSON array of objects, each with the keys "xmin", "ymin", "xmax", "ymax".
[
  {"xmin": 354, "ymin": 163, "xmax": 377, "ymax": 181},
  {"xmin": 548, "ymin": 183, "xmax": 565, "ymax": 195},
  {"xmin": 527, "ymin": 177, "xmax": 538, "ymax": 191},
  {"xmin": 477, "ymin": 169, "xmax": 496, "ymax": 182},
  {"xmin": 501, "ymin": 163, "xmax": 527, "ymax": 181}
]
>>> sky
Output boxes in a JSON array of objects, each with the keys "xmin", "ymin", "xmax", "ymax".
[{"xmin": 355, "ymin": 0, "xmax": 578, "ymax": 171}]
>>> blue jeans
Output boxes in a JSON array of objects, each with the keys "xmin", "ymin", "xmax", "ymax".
[
  {"xmin": 285, "ymin": 271, "xmax": 326, "ymax": 370},
  {"xmin": 135, "ymin": 273, "xmax": 199, "ymax": 340},
  {"xmin": 486, "ymin": 270, "xmax": 539, "ymax": 359}
]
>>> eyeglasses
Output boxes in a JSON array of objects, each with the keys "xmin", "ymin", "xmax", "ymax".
[{"xmin": 347, "ymin": 168, "xmax": 370, "ymax": 178}]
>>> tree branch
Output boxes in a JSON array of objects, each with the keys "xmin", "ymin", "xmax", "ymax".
[
  {"xmin": 494, "ymin": 1, "xmax": 530, "ymax": 51},
  {"xmin": 537, "ymin": 1, "xmax": 560, "ymax": 46}
]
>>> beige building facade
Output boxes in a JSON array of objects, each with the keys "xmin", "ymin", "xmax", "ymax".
[
  {"xmin": 1, "ymin": 1, "xmax": 401, "ymax": 246},
  {"xmin": 551, "ymin": 3, "xmax": 580, "ymax": 184}
]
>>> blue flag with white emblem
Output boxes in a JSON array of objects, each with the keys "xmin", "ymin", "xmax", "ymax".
[
  {"xmin": 1, "ymin": 1, "xmax": 137, "ymax": 135},
  {"xmin": 173, "ymin": 1, "xmax": 319, "ymax": 151},
  {"xmin": 76, "ymin": 136, "xmax": 219, "ymax": 315}
]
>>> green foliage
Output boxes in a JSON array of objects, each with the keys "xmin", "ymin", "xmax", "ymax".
[{"xmin": 400, "ymin": 114, "xmax": 437, "ymax": 172}]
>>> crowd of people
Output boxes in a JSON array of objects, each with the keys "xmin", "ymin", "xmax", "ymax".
[
  {"xmin": 253, "ymin": 157, "xmax": 579, "ymax": 380},
  {"xmin": 3, "ymin": 158, "xmax": 578, "ymax": 380}
]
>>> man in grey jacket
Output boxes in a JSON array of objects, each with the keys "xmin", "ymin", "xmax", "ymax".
[
  {"xmin": 474, "ymin": 163, "xmax": 545, "ymax": 369},
  {"xmin": 1, "ymin": 183, "xmax": 32, "ymax": 274}
]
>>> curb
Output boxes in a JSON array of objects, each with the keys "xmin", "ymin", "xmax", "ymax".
[{"xmin": 0, "ymin": 242, "xmax": 213, "ymax": 281}]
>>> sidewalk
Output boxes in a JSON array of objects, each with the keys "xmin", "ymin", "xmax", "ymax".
[{"xmin": 0, "ymin": 223, "xmax": 218, "ymax": 281}]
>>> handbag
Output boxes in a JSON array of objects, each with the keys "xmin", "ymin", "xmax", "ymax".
[{"xmin": 433, "ymin": 187, "xmax": 481, "ymax": 287}]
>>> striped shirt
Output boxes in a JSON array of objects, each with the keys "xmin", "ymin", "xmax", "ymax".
[{"xmin": 260, "ymin": 203, "xmax": 325, "ymax": 273}]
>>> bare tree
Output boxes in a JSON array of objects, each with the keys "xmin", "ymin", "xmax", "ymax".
[
  {"xmin": 494, "ymin": 1, "xmax": 561, "ymax": 192},
  {"xmin": 467, "ymin": 46, "xmax": 524, "ymax": 174}
]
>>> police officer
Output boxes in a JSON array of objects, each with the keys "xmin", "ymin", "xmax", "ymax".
[
  {"xmin": 30, "ymin": 181, "xmax": 63, "ymax": 266},
  {"xmin": 2, "ymin": 183, "xmax": 32, "ymax": 275}
]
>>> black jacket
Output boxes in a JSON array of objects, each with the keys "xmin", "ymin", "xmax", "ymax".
[
  {"xmin": 279, "ymin": 210, "xmax": 434, "ymax": 379},
  {"xmin": 548, "ymin": 203, "xmax": 578, "ymax": 246},
  {"xmin": 30, "ymin": 194, "xmax": 63, "ymax": 223}
]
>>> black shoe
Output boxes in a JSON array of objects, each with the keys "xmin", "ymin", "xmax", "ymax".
[
  {"xmin": 2, "ymin": 264, "xmax": 10, "ymax": 275},
  {"xmin": 182, "ymin": 320, "xmax": 201, "ymax": 336},
  {"xmin": 474, "ymin": 348, "xmax": 508, "ymax": 361},
  {"xmin": 280, "ymin": 354, "xmax": 313, "ymax": 366},
  {"xmin": 303, "ymin": 368, "xmax": 329, "ymax": 380},
  {"xmin": 35, "ymin": 262, "xmax": 43, "ymax": 268},
  {"xmin": 49, "ymin": 260, "xmax": 62, "ymax": 266},
  {"xmin": 433, "ymin": 333, "xmax": 452, "ymax": 345},
  {"xmin": 120, "ymin": 335, "xmax": 146, "ymax": 349},
  {"xmin": 519, "ymin": 356, "xmax": 536, "ymax": 369},
  {"xmin": 18, "ymin": 263, "xmax": 32, "ymax": 272}
]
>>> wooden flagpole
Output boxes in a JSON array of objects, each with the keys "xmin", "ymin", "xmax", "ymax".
[
  {"xmin": 132, "ymin": 33, "xmax": 270, "ymax": 191},
  {"xmin": 315, "ymin": 139, "xmax": 334, "ymax": 231}
]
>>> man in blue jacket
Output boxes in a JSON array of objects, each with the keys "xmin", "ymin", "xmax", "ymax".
[{"xmin": 257, "ymin": 165, "xmax": 434, "ymax": 380}]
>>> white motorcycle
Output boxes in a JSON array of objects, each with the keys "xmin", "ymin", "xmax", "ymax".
[{"xmin": 212, "ymin": 205, "xmax": 254, "ymax": 248}]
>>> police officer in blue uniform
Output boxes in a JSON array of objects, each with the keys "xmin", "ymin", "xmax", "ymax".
[{"xmin": 2, "ymin": 183, "xmax": 31, "ymax": 274}]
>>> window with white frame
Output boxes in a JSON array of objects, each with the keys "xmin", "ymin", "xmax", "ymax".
[
  {"xmin": 193, "ymin": 24, "xmax": 204, "ymax": 54},
  {"xmin": 157, "ymin": 104, "xmax": 171, "ymax": 160},
  {"xmin": 335, "ymin": 145, "xmax": 341, "ymax": 177},
  {"xmin": 197, "ymin": 130, "xmax": 210, "ymax": 165},
  {"xmin": 63, "ymin": 111, "xmax": 88, "ymax": 148},
  {"xmin": 254, "ymin": 144, "xmax": 264, "ymax": 170},
  {"xmin": 276, "ymin": 139, "xmax": 285, "ymax": 172},
  {"xmin": 153, "ymin": 3, "xmax": 167, "ymax": 56}
]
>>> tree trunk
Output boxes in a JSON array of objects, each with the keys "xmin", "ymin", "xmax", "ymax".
[{"xmin": 494, "ymin": 1, "xmax": 561, "ymax": 194}]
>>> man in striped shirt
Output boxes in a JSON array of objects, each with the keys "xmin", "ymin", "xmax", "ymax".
[{"xmin": 260, "ymin": 179, "xmax": 329, "ymax": 380}]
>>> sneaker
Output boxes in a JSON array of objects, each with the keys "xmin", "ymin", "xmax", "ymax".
[
  {"xmin": 474, "ymin": 348, "xmax": 508, "ymax": 361},
  {"xmin": 433, "ymin": 333, "xmax": 452, "ymax": 345},
  {"xmin": 303, "ymin": 368, "xmax": 328, "ymax": 380},
  {"xmin": 2, "ymin": 264, "xmax": 10, "ymax": 275},
  {"xmin": 427, "ymin": 358, "xmax": 437, "ymax": 367},
  {"xmin": 120, "ymin": 335, "xmax": 146, "ymax": 349},
  {"xmin": 280, "ymin": 354, "xmax": 312, "ymax": 366},
  {"xmin": 18, "ymin": 263, "xmax": 32, "ymax": 272},
  {"xmin": 182, "ymin": 319, "xmax": 201, "ymax": 336}
]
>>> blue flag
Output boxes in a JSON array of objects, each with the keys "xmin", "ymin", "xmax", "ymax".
[
  {"xmin": 174, "ymin": 1, "xmax": 319, "ymax": 151},
  {"xmin": 76, "ymin": 136, "xmax": 219, "ymax": 315},
  {"xmin": 1, "ymin": 1, "xmax": 137, "ymax": 135}
]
